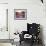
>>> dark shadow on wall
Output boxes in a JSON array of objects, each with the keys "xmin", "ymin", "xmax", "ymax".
[
  {"xmin": 41, "ymin": 0, "xmax": 43, "ymax": 3},
  {"xmin": 40, "ymin": 25, "xmax": 45, "ymax": 46}
]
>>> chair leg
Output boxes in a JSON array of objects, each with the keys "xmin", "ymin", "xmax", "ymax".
[
  {"xmin": 20, "ymin": 41, "xmax": 21, "ymax": 45},
  {"xmin": 30, "ymin": 41, "xmax": 34, "ymax": 46},
  {"xmin": 30, "ymin": 38, "xmax": 34, "ymax": 46}
]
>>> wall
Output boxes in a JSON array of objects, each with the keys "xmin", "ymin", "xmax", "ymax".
[
  {"xmin": 0, "ymin": 1, "xmax": 13, "ymax": 46},
  {"xmin": 0, "ymin": 0, "xmax": 8, "ymax": 3},
  {"xmin": 0, "ymin": 0, "xmax": 46, "ymax": 46},
  {"xmin": 0, "ymin": 4, "xmax": 9, "ymax": 39},
  {"xmin": 8, "ymin": 0, "xmax": 44, "ymax": 37},
  {"xmin": 8, "ymin": 0, "xmax": 46, "ymax": 46}
]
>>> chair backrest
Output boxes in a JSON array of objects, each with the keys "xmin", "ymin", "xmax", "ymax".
[{"xmin": 27, "ymin": 23, "xmax": 40, "ymax": 35}]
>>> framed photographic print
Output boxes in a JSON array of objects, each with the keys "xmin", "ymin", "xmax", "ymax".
[{"xmin": 14, "ymin": 9, "xmax": 27, "ymax": 20}]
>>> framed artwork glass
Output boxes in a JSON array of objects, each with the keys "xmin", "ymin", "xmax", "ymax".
[{"xmin": 14, "ymin": 9, "xmax": 27, "ymax": 20}]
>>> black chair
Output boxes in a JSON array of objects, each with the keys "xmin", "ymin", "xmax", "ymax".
[
  {"xmin": 19, "ymin": 23, "xmax": 40, "ymax": 45},
  {"xmin": 27, "ymin": 23, "xmax": 40, "ymax": 43}
]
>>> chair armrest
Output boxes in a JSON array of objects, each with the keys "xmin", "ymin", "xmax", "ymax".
[
  {"xmin": 19, "ymin": 31, "xmax": 27, "ymax": 41},
  {"xmin": 22, "ymin": 31, "xmax": 28, "ymax": 35},
  {"xmin": 19, "ymin": 34, "xmax": 24, "ymax": 41}
]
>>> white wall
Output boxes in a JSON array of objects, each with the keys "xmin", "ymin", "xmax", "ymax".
[
  {"xmin": 0, "ymin": 0, "xmax": 46, "ymax": 46},
  {"xmin": 0, "ymin": 4, "xmax": 9, "ymax": 39},
  {"xmin": 8, "ymin": 0, "xmax": 44, "ymax": 37},
  {"xmin": 8, "ymin": 0, "xmax": 46, "ymax": 46},
  {"xmin": 0, "ymin": 2, "xmax": 13, "ymax": 46},
  {"xmin": 0, "ymin": 0, "xmax": 8, "ymax": 3}
]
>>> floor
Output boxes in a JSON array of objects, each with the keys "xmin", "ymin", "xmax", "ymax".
[
  {"xmin": 19, "ymin": 41, "xmax": 43, "ymax": 46},
  {"xmin": 0, "ymin": 43, "xmax": 43, "ymax": 46},
  {"xmin": 0, "ymin": 43, "xmax": 13, "ymax": 46}
]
